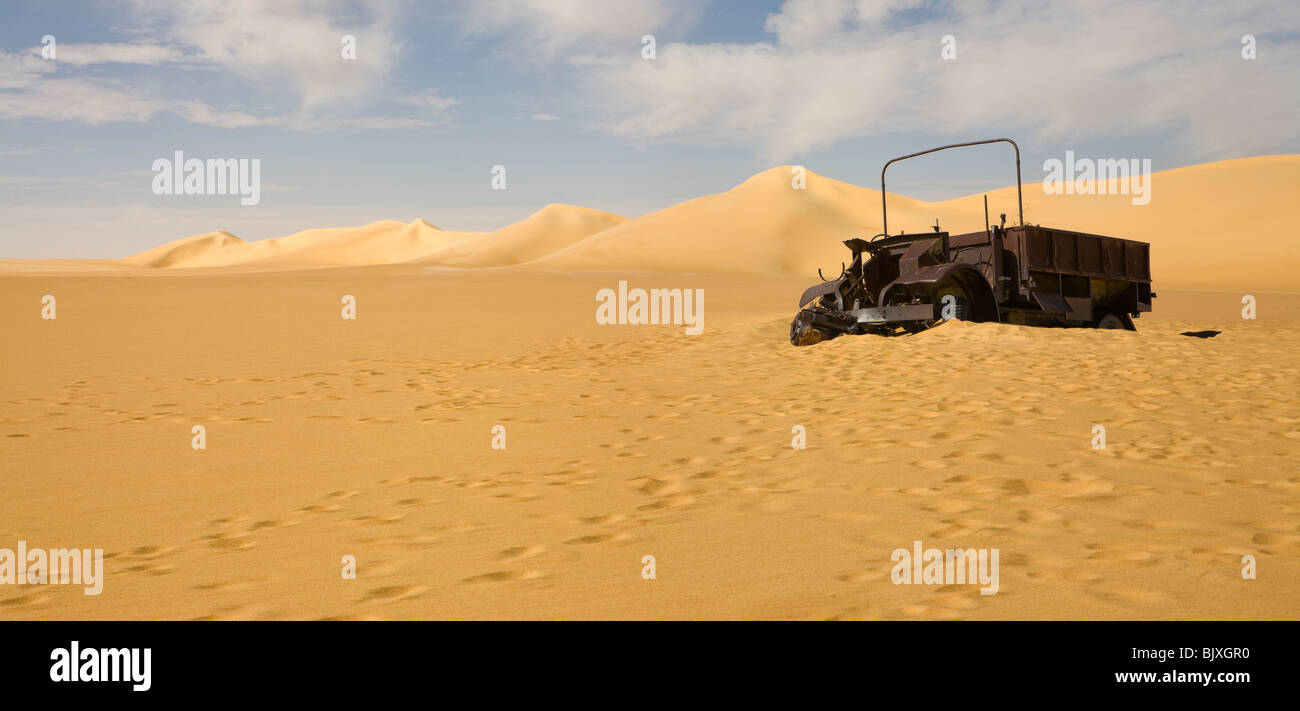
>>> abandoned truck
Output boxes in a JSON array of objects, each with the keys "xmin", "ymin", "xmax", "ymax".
[{"xmin": 790, "ymin": 138, "xmax": 1155, "ymax": 346}]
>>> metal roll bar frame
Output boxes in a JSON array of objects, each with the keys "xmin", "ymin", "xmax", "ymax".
[{"xmin": 880, "ymin": 138, "xmax": 1023, "ymax": 238}]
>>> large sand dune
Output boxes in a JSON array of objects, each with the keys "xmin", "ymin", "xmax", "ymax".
[
  {"xmin": 108, "ymin": 205, "xmax": 625, "ymax": 271},
  {"xmin": 7, "ymin": 156, "xmax": 1293, "ymax": 292},
  {"xmin": 534, "ymin": 156, "xmax": 1300, "ymax": 292},
  {"xmin": 4, "ymin": 154, "xmax": 1280, "ymax": 293},
  {"xmin": 102, "ymin": 205, "xmax": 624, "ymax": 272}
]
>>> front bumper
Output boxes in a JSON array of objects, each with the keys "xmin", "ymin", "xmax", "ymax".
[{"xmin": 848, "ymin": 303, "xmax": 936, "ymax": 324}]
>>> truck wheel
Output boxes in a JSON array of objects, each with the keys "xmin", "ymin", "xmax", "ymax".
[
  {"xmin": 1095, "ymin": 313, "xmax": 1126, "ymax": 329},
  {"xmin": 930, "ymin": 273, "xmax": 997, "ymax": 324}
]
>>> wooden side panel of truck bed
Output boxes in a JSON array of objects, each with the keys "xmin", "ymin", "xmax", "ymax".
[{"xmin": 1010, "ymin": 226, "xmax": 1151, "ymax": 283}]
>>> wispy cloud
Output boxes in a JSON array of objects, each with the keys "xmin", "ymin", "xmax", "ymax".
[
  {"xmin": 453, "ymin": 0, "xmax": 701, "ymax": 60},
  {"xmin": 397, "ymin": 90, "xmax": 461, "ymax": 125},
  {"xmin": 0, "ymin": 73, "xmax": 165, "ymax": 124},
  {"xmin": 134, "ymin": 0, "xmax": 401, "ymax": 111},
  {"xmin": 0, "ymin": 1, "xmax": 455, "ymax": 132},
  {"xmin": 40, "ymin": 43, "xmax": 190, "ymax": 66},
  {"xmin": 0, "ymin": 175, "xmax": 87, "ymax": 186},
  {"xmin": 542, "ymin": 0, "xmax": 1300, "ymax": 161}
]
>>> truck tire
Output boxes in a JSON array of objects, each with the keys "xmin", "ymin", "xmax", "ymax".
[{"xmin": 1095, "ymin": 313, "xmax": 1126, "ymax": 329}]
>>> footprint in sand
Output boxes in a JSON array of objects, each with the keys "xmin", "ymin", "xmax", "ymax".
[
  {"xmin": 498, "ymin": 545, "xmax": 546, "ymax": 560},
  {"xmin": 492, "ymin": 492, "xmax": 541, "ymax": 503},
  {"xmin": 205, "ymin": 534, "xmax": 253, "ymax": 550},
  {"xmin": 636, "ymin": 478, "xmax": 679, "ymax": 496},
  {"xmin": 0, "ymin": 591, "xmax": 50, "ymax": 608},
  {"xmin": 1084, "ymin": 544, "xmax": 1155, "ymax": 562},
  {"xmin": 195, "ymin": 579, "xmax": 257, "ymax": 592},
  {"xmin": 326, "ymin": 490, "xmax": 361, "ymax": 500},
  {"xmin": 123, "ymin": 545, "xmax": 177, "ymax": 559},
  {"xmin": 1251, "ymin": 532, "xmax": 1300, "ymax": 548},
  {"xmin": 564, "ymin": 533, "xmax": 628, "ymax": 545},
  {"xmin": 638, "ymin": 495, "xmax": 696, "ymax": 511},
  {"xmin": 1026, "ymin": 568, "xmax": 1102, "ymax": 584},
  {"xmin": 1086, "ymin": 587, "xmax": 1174, "ymax": 606},
  {"xmin": 463, "ymin": 570, "xmax": 542, "ymax": 584},
  {"xmin": 920, "ymin": 500, "xmax": 981, "ymax": 514},
  {"xmin": 396, "ymin": 497, "xmax": 439, "ymax": 506},
  {"xmin": 192, "ymin": 603, "xmax": 273, "ymax": 620},
  {"xmin": 363, "ymin": 585, "xmax": 427, "ymax": 602},
  {"xmin": 342, "ymin": 514, "xmax": 405, "ymax": 527},
  {"xmin": 837, "ymin": 570, "xmax": 887, "ymax": 583},
  {"xmin": 249, "ymin": 519, "xmax": 298, "ymax": 531},
  {"xmin": 298, "ymin": 504, "xmax": 342, "ymax": 513},
  {"xmin": 381, "ymin": 475, "xmax": 443, "ymax": 486},
  {"xmin": 690, "ymin": 469, "xmax": 738, "ymax": 480},
  {"xmin": 124, "ymin": 562, "xmax": 175, "ymax": 575},
  {"xmin": 898, "ymin": 486, "xmax": 946, "ymax": 497}
]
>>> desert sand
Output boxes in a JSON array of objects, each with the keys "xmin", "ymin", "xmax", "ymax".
[{"xmin": 1, "ymin": 156, "xmax": 1297, "ymax": 619}]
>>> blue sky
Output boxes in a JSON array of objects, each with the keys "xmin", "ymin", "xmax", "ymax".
[{"xmin": 1, "ymin": 0, "xmax": 1297, "ymax": 258}]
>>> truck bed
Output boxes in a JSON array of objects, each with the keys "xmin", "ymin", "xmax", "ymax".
[{"xmin": 1005, "ymin": 225, "xmax": 1151, "ymax": 283}]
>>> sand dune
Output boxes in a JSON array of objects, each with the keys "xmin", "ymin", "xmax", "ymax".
[
  {"xmin": 18, "ymin": 155, "xmax": 1265, "ymax": 294},
  {"xmin": 537, "ymin": 156, "xmax": 1300, "ymax": 292},
  {"xmin": 536, "ymin": 167, "xmax": 884, "ymax": 276},
  {"xmin": 406, "ymin": 204, "xmax": 626, "ymax": 268},
  {"xmin": 121, "ymin": 220, "xmax": 459, "ymax": 269},
  {"xmin": 109, "ymin": 205, "xmax": 625, "ymax": 271},
  {"xmin": 119, "ymin": 230, "xmax": 247, "ymax": 268}
]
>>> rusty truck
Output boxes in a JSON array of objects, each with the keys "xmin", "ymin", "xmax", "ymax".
[{"xmin": 790, "ymin": 138, "xmax": 1155, "ymax": 346}]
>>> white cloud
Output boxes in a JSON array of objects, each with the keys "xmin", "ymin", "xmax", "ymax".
[
  {"xmin": 133, "ymin": 0, "xmax": 402, "ymax": 111},
  {"xmin": 0, "ymin": 3, "xmax": 457, "ymax": 133},
  {"xmin": 170, "ymin": 100, "xmax": 272, "ymax": 128},
  {"xmin": 293, "ymin": 115, "xmax": 441, "ymax": 132},
  {"xmin": 0, "ymin": 77, "xmax": 165, "ymax": 124},
  {"xmin": 172, "ymin": 98, "xmax": 448, "ymax": 131},
  {"xmin": 574, "ymin": 0, "xmax": 1300, "ymax": 161},
  {"xmin": 0, "ymin": 50, "xmax": 451, "ymax": 131},
  {"xmin": 46, "ymin": 43, "xmax": 189, "ymax": 66},
  {"xmin": 530, "ymin": 113, "xmax": 559, "ymax": 121},
  {"xmin": 0, "ymin": 50, "xmax": 53, "ymax": 89},
  {"xmin": 454, "ymin": 0, "xmax": 700, "ymax": 59},
  {"xmin": 0, "ymin": 176, "xmax": 86, "ymax": 186},
  {"xmin": 762, "ymin": 0, "xmax": 854, "ymax": 48},
  {"xmin": 398, "ymin": 90, "xmax": 462, "ymax": 124}
]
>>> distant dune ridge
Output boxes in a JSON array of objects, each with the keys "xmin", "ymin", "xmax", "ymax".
[
  {"xmin": 7, "ymin": 155, "xmax": 1298, "ymax": 291},
  {"xmin": 112, "ymin": 205, "xmax": 626, "ymax": 271}
]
